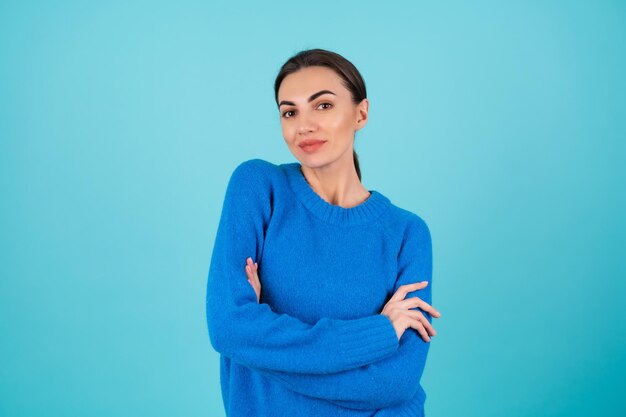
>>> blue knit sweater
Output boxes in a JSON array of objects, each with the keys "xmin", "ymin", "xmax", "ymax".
[{"xmin": 206, "ymin": 159, "xmax": 433, "ymax": 417}]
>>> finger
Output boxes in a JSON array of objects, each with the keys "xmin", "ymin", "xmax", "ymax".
[
  {"xmin": 390, "ymin": 282, "xmax": 427, "ymax": 302},
  {"xmin": 389, "ymin": 281, "xmax": 428, "ymax": 302},
  {"xmin": 245, "ymin": 265, "xmax": 257, "ymax": 282},
  {"xmin": 397, "ymin": 297, "xmax": 440, "ymax": 317},
  {"xmin": 247, "ymin": 279, "xmax": 260, "ymax": 300},
  {"xmin": 246, "ymin": 265, "xmax": 261, "ymax": 286},
  {"xmin": 407, "ymin": 316, "xmax": 430, "ymax": 342},
  {"xmin": 247, "ymin": 277, "xmax": 258, "ymax": 290},
  {"xmin": 412, "ymin": 299, "xmax": 441, "ymax": 318},
  {"xmin": 395, "ymin": 296, "xmax": 427, "ymax": 310},
  {"xmin": 420, "ymin": 301, "xmax": 442, "ymax": 318},
  {"xmin": 404, "ymin": 309, "xmax": 437, "ymax": 336}
]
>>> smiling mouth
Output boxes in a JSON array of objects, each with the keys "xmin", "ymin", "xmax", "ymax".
[
  {"xmin": 299, "ymin": 141, "xmax": 326, "ymax": 153},
  {"xmin": 298, "ymin": 139, "xmax": 326, "ymax": 147}
]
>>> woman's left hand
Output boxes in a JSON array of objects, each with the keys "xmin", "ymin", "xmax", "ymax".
[{"xmin": 244, "ymin": 257, "xmax": 261, "ymax": 303}]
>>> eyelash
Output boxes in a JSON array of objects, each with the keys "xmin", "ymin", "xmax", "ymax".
[{"xmin": 282, "ymin": 102, "xmax": 333, "ymax": 119}]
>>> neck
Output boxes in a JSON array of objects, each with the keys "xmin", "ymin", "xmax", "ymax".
[{"xmin": 300, "ymin": 152, "xmax": 370, "ymax": 209}]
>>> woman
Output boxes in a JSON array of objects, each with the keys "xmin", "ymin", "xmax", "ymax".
[{"xmin": 206, "ymin": 48, "xmax": 441, "ymax": 417}]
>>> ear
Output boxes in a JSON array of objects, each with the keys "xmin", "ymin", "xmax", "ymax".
[{"xmin": 355, "ymin": 98, "xmax": 369, "ymax": 131}]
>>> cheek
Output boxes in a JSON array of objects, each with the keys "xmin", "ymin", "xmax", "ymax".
[
  {"xmin": 328, "ymin": 112, "xmax": 354, "ymax": 132},
  {"xmin": 281, "ymin": 124, "xmax": 296, "ymax": 143},
  {"xmin": 328, "ymin": 118, "xmax": 355, "ymax": 141}
]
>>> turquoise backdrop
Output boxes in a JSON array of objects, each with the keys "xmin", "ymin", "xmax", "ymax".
[{"xmin": 1, "ymin": 1, "xmax": 624, "ymax": 416}]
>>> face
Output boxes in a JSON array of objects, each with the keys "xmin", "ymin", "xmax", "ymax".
[{"xmin": 277, "ymin": 66, "xmax": 368, "ymax": 169}]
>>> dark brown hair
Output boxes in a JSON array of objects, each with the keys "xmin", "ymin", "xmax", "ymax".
[{"xmin": 274, "ymin": 48, "xmax": 367, "ymax": 182}]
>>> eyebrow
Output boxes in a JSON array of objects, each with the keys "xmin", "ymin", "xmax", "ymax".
[{"xmin": 278, "ymin": 90, "xmax": 336, "ymax": 107}]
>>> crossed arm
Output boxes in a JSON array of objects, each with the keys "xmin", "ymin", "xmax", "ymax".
[
  {"xmin": 206, "ymin": 160, "xmax": 436, "ymax": 412},
  {"xmin": 240, "ymin": 216, "xmax": 436, "ymax": 411}
]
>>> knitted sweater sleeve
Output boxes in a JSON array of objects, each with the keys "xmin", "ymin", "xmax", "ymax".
[
  {"xmin": 246, "ymin": 215, "xmax": 433, "ymax": 411},
  {"xmin": 205, "ymin": 160, "xmax": 399, "ymax": 375}
]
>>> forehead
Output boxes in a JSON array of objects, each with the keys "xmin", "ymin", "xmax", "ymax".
[{"xmin": 278, "ymin": 66, "xmax": 347, "ymax": 101}]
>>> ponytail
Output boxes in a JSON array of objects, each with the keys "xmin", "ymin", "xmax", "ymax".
[{"xmin": 353, "ymin": 149, "xmax": 361, "ymax": 182}]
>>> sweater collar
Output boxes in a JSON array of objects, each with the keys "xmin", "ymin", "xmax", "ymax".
[{"xmin": 282, "ymin": 162, "xmax": 391, "ymax": 226}]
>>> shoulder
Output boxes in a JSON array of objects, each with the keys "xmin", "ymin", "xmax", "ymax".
[
  {"xmin": 221, "ymin": 159, "xmax": 281, "ymax": 216},
  {"xmin": 381, "ymin": 202, "xmax": 432, "ymax": 244},
  {"xmin": 227, "ymin": 158, "xmax": 283, "ymax": 190},
  {"xmin": 231, "ymin": 158, "xmax": 279, "ymax": 180}
]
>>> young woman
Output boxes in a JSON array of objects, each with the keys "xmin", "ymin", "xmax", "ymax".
[{"xmin": 206, "ymin": 48, "xmax": 441, "ymax": 417}]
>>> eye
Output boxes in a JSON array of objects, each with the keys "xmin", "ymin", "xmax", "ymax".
[{"xmin": 281, "ymin": 102, "xmax": 333, "ymax": 119}]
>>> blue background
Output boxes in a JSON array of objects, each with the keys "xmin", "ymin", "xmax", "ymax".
[{"xmin": 1, "ymin": 1, "xmax": 624, "ymax": 416}]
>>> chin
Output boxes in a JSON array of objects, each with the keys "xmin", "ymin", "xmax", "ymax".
[{"xmin": 294, "ymin": 154, "xmax": 323, "ymax": 167}]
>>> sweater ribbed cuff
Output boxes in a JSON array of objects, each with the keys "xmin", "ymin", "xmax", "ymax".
[{"xmin": 336, "ymin": 314, "xmax": 399, "ymax": 368}]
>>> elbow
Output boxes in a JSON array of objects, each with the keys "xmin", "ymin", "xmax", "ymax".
[
  {"xmin": 379, "ymin": 380, "xmax": 419, "ymax": 408},
  {"xmin": 394, "ymin": 380, "xmax": 421, "ymax": 406},
  {"xmin": 208, "ymin": 317, "xmax": 235, "ymax": 357},
  {"xmin": 354, "ymin": 385, "xmax": 416, "ymax": 410},
  {"xmin": 206, "ymin": 286, "xmax": 239, "ymax": 356},
  {"xmin": 386, "ymin": 336, "xmax": 429, "ymax": 405},
  {"xmin": 206, "ymin": 304, "xmax": 228, "ymax": 354},
  {"xmin": 347, "ymin": 370, "xmax": 421, "ymax": 410},
  {"xmin": 377, "ymin": 360, "xmax": 426, "ymax": 407},
  {"xmin": 207, "ymin": 323, "xmax": 223, "ymax": 354}
]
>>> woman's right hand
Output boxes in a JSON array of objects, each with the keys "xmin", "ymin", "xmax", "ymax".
[{"xmin": 380, "ymin": 281, "xmax": 441, "ymax": 342}]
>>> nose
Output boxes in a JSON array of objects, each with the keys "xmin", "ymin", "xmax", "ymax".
[
  {"xmin": 298, "ymin": 125, "xmax": 314, "ymax": 135},
  {"xmin": 297, "ymin": 113, "xmax": 318, "ymax": 135}
]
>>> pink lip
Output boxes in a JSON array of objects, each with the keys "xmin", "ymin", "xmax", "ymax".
[
  {"xmin": 299, "ymin": 140, "xmax": 326, "ymax": 154},
  {"xmin": 298, "ymin": 139, "xmax": 326, "ymax": 147}
]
